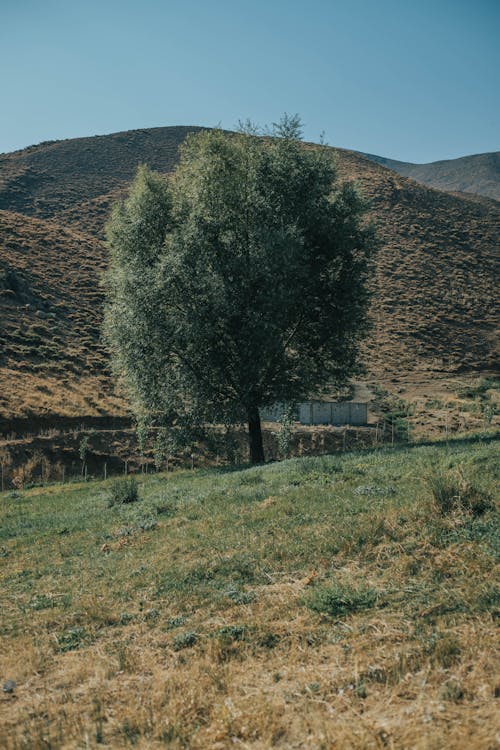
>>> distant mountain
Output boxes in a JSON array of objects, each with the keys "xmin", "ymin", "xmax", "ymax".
[
  {"xmin": 360, "ymin": 151, "xmax": 500, "ymax": 201},
  {"xmin": 0, "ymin": 127, "xmax": 499, "ymax": 419}
]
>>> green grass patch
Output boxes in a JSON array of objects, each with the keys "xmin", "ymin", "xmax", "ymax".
[
  {"xmin": 305, "ymin": 583, "xmax": 379, "ymax": 618},
  {"xmin": 0, "ymin": 436, "xmax": 497, "ymax": 636}
]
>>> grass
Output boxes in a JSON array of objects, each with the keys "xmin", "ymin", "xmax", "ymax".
[
  {"xmin": 0, "ymin": 438, "xmax": 498, "ymax": 748},
  {"xmin": 426, "ymin": 467, "xmax": 493, "ymax": 516},
  {"xmin": 305, "ymin": 582, "xmax": 379, "ymax": 617}
]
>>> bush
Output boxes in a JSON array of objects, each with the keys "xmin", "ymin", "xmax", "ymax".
[
  {"xmin": 382, "ymin": 397, "xmax": 413, "ymax": 442},
  {"xmin": 56, "ymin": 627, "xmax": 91, "ymax": 653},
  {"xmin": 427, "ymin": 470, "xmax": 493, "ymax": 517},
  {"xmin": 108, "ymin": 477, "xmax": 140, "ymax": 506},
  {"xmin": 458, "ymin": 377, "xmax": 499, "ymax": 400},
  {"xmin": 173, "ymin": 631, "xmax": 197, "ymax": 650}
]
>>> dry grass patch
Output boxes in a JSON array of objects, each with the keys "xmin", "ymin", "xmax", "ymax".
[{"xmin": 0, "ymin": 439, "xmax": 498, "ymax": 748}]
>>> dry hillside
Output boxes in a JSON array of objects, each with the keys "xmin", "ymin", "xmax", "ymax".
[
  {"xmin": 0, "ymin": 209, "xmax": 123, "ymax": 419},
  {"xmin": 0, "ymin": 127, "xmax": 499, "ymax": 421},
  {"xmin": 0, "ymin": 126, "xmax": 204, "ymax": 219}
]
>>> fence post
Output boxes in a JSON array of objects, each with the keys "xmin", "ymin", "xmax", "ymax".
[
  {"xmin": 1, "ymin": 462, "xmax": 3, "ymax": 492},
  {"xmin": 104, "ymin": 462, "xmax": 107, "ymax": 481}
]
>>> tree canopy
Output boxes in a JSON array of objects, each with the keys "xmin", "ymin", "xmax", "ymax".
[{"xmin": 104, "ymin": 118, "xmax": 376, "ymax": 463}]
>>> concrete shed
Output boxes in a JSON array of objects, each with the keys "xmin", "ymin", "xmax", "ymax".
[
  {"xmin": 263, "ymin": 401, "xmax": 368, "ymax": 426},
  {"xmin": 298, "ymin": 401, "xmax": 367, "ymax": 426}
]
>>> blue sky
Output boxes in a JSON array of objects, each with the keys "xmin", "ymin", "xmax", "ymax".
[{"xmin": 1, "ymin": 0, "xmax": 498, "ymax": 161}]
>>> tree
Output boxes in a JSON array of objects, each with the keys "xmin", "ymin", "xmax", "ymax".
[{"xmin": 104, "ymin": 117, "xmax": 376, "ymax": 464}]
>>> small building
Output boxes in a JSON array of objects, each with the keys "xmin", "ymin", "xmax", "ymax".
[
  {"xmin": 298, "ymin": 401, "xmax": 367, "ymax": 426},
  {"xmin": 260, "ymin": 401, "xmax": 368, "ymax": 426}
]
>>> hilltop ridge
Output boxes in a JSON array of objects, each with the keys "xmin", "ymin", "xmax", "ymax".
[{"xmin": 361, "ymin": 150, "xmax": 500, "ymax": 201}]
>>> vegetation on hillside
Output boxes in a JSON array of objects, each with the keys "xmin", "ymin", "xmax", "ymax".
[
  {"xmin": 0, "ymin": 128, "xmax": 499, "ymax": 421},
  {"xmin": 0, "ymin": 128, "xmax": 499, "ymax": 426}
]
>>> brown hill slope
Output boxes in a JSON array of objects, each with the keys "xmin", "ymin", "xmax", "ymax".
[
  {"xmin": 361, "ymin": 151, "xmax": 500, "ymax": 202},
  {"xmin": 0, "ymin": 126, "xmax": 204, "ymax": 219},
  {"xmin": 332, "ymin": 151, "xmax": 499, "ymax": 375},
  {"xmin": 0, "ymin": 209, "xmax": 124, "ymax": 418},
  {"xmin": 0, "ymin": 128, "xmax": 499, "ymax": 421}
]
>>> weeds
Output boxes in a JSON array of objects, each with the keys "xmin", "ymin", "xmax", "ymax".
[
  {"xmin": 305, "ymin": 583, "xmax": 379, "ymax": 618},
  {"xmin": 225, "ymin": 587, "xmax": 256, "ymax": 605},
  {"xmin": 426, "ymin": 468, "xmax": 493, "ymax": 516},
  {"xmin": 107, "ymin": 476, "xmax": 140, "ymax": 506},
  {"xmin": 56, "ymin": 627, "xmax": 92, "ymax": 653},
  {"xmin": 475, "ymin": 584, "xmax": 500, "ymax": 616},
  {"xmin": 217, "ymin": 625, "xmax": 247, "ymax": 642},
  {"xmin": 173, "ymin": 631, "xmax": 198, "ymax": 650}
]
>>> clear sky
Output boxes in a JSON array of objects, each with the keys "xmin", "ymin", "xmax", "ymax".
[{"xmin": 1, "ymin": 0, "xmax": 498, "ymax": 162}]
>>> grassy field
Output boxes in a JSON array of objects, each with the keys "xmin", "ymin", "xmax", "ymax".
[{"xmin": 1, "ymin": 437, "xmax": 498, "ymax": 749}]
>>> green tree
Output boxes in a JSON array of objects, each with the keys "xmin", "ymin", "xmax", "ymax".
[{"xmin": 104, "ymin": 117, "xmax": 376, "ymax": 464}]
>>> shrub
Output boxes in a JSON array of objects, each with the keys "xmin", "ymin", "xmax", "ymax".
[
  {"xmin": 118, "ymin": 612, "xmax": 136, "ymax": 625},
  {"xmin": 217, "ymin": 625, "xmax": 247, "ymax": 642},
  {"xmin": 56, "ymin": 627, "xmax": 91, "ymax": 653},
  {"xmin": 258, "ymin": 632, "xmax": 281, "ymax": 649},
  {"xmin": 108, "ymin": 477, "xmax": 140, "ymax": 507},
  {"xmin": 173, "ymin": 631, "xmax": 197, "ymax": 650},
  {"xmin": 166, "ymin": 616, "xmax": 186, "ymax": 630},
  {"xmin": 134, "ymin": 515, "xmax": 157, "ymax": 532},
  {"xmin": 458, "ymin": 377, "xmax": 499, "ymax": 400},
  {"xmin": 427, "ymin": 469, "xmax": 493, "ymax": 517},
  {"xmin": 382, "ymin": 397, "xmax": 413, "ymax": 442}
]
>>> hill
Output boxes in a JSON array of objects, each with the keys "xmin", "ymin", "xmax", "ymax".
[
  {"xmin": 0, "ymin": 440, "xmax": 498, "ymax": 748},
  {"xmin": 0, "ymin": 209, "xmax": 124, "ymax": 418},
  {"xmin": 0, "ymin": 126, "xmax": 204, "ymax": 219},
  {"xmin": 0, "ymin": 127, "xmax": 499, "ymax": 421},
  {"xmin": 361, "ymin": 151, "xmax": 500, "ymax": 202}
]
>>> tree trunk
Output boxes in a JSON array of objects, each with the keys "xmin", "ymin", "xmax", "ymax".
[{"xmin": 247, "ymin": 406, "xmax": 265, "ymax": 464}]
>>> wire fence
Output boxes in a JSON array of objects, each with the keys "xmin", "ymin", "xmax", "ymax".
[{"xmin": 0, "ymin": 421, "xmax": 412, "ymax": 492}]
